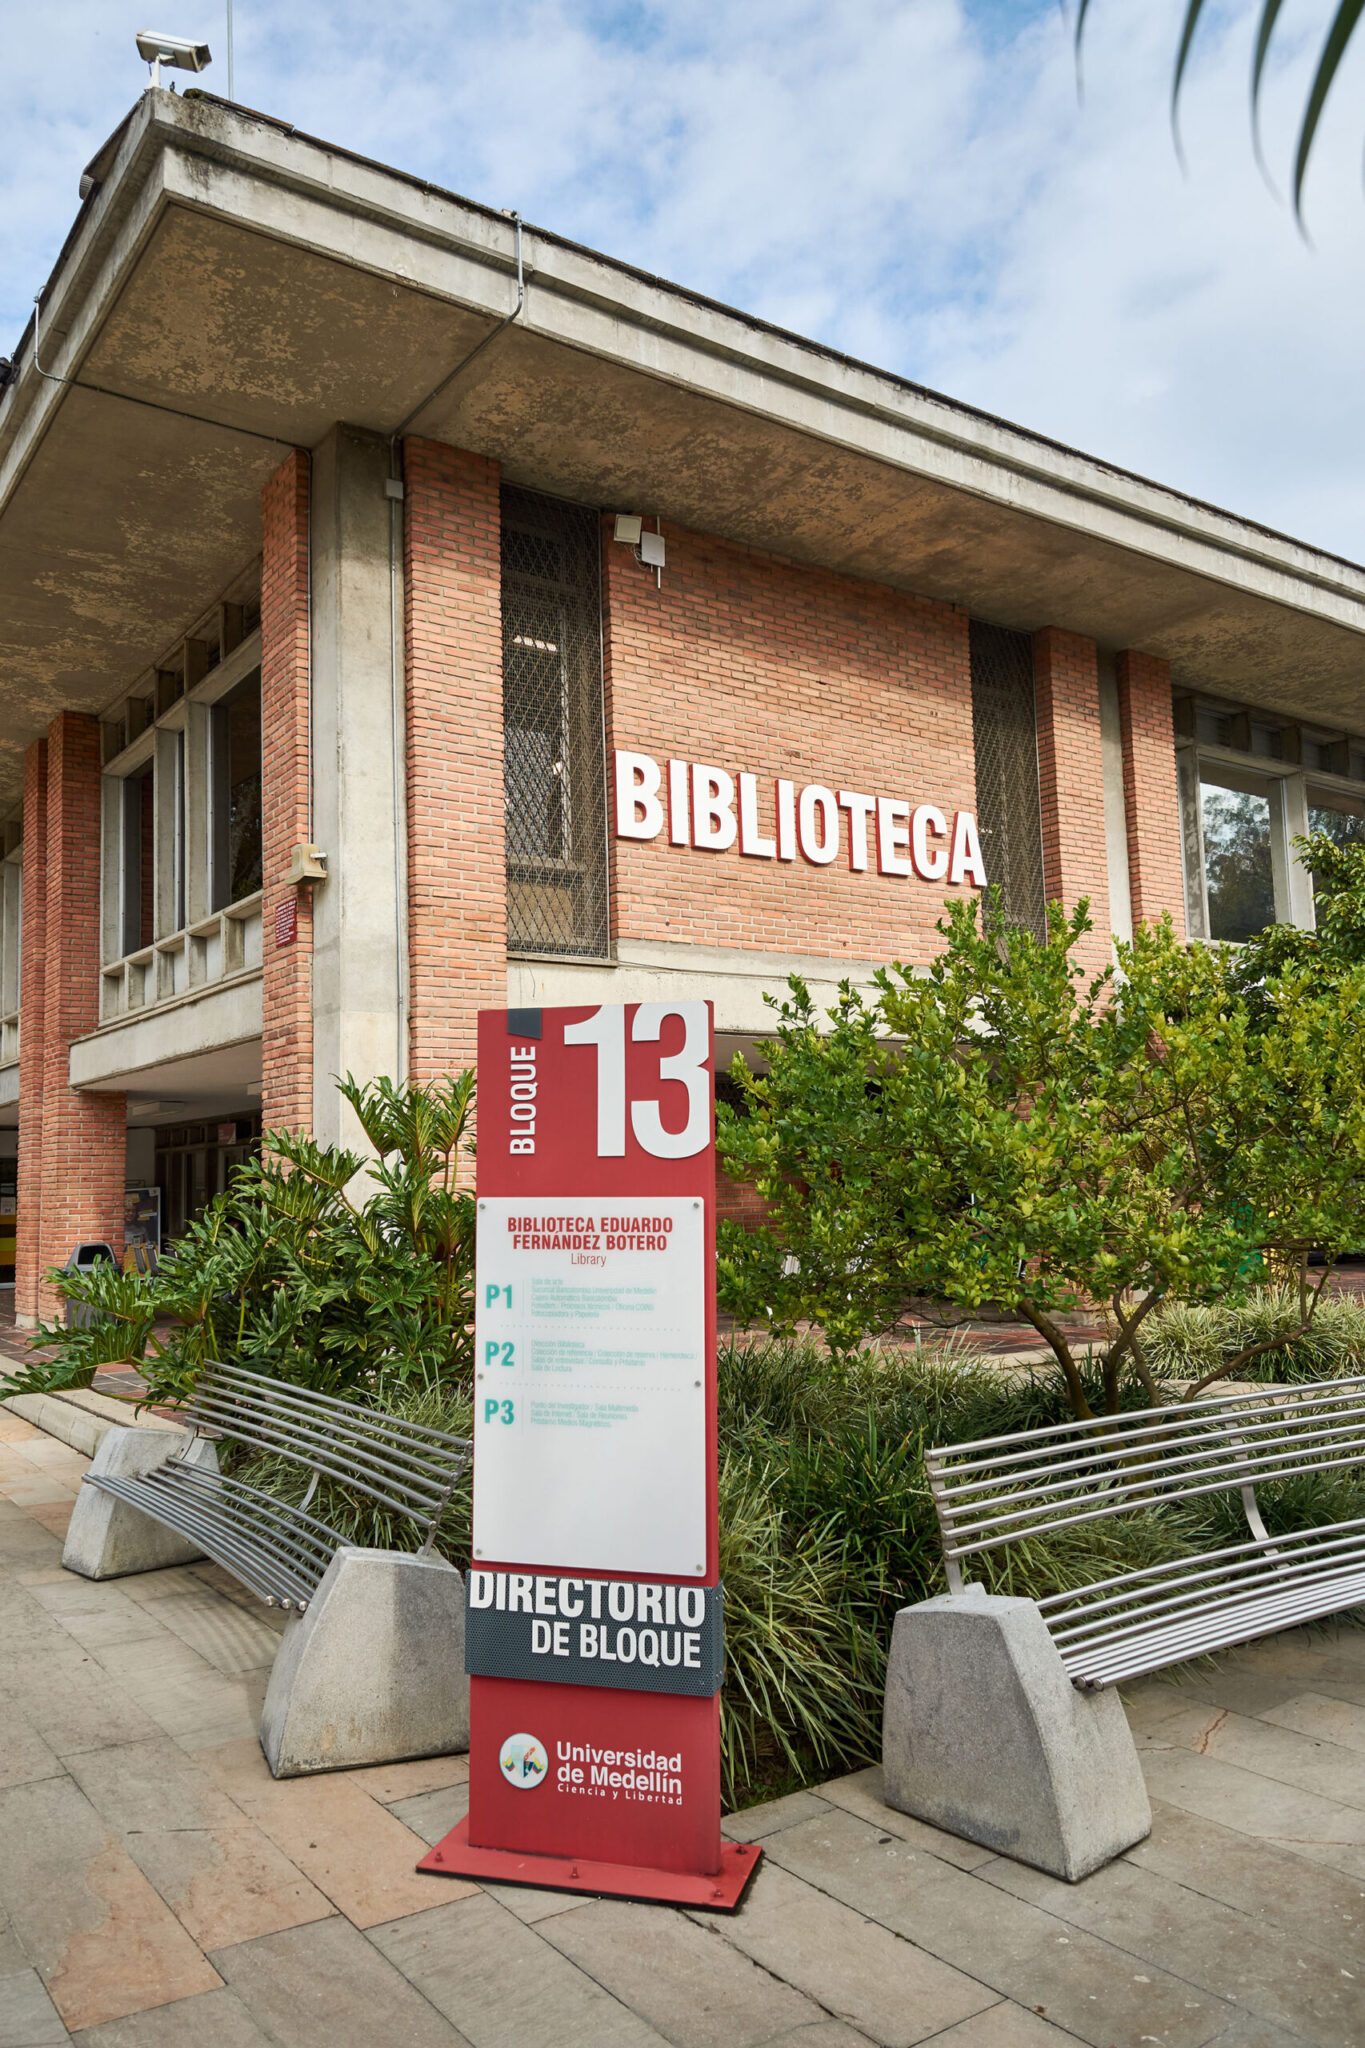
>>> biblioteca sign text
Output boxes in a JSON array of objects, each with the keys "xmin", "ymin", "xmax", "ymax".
[{"xmin": 613, "ymin": 749, "xmax": 986, "ymax": 886}]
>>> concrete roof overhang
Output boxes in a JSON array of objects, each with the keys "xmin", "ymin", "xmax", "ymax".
[{"xmin": 2, "ymin": 88, "xmax": 1363, "ymax": 816}]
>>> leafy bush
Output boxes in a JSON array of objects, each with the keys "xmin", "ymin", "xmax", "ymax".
[
  {"xmin": 9, "ymin": 1072, "xmax": 476, "ymax": 1406},
  {"xmin": 719, "ymin": 844, "xmax": 1365, "ymax": 1419}
]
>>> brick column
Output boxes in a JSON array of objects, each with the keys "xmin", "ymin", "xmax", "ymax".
[
  {"xmin": 15, "ymin": 741, "xmax": 47, "ymax": 1324},
  {"xmin": 35, "ymin": 714, "xmax": 126, "ymax": 1320},
  {"xmin": 261, "ymin": 451, "xmax": 314, "ymax": 1134},
  {"xmin": 402, "ymin": 438, "xmax": 505, "ymax": 1083},
  {"xmin": 1033, "ymin": 628, "xmax": 1111, "ymax": 971},
  {"xmin": 1116, "ymin": 650, "xmax": 1186, "ymax": 937}
]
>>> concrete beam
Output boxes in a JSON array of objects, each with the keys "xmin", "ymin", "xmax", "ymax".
[{"xmin": 69, "ymin": 972, "xmax": 261, "ymax": 1089}]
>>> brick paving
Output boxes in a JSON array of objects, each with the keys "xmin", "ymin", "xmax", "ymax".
[{"xmin": 5, "ymin": 1406, "xmax": 1365, "ymax": 2044}]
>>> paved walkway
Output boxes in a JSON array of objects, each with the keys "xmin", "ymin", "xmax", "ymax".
[{"xmin": 5, "ymin": 1410, "xmax": 1365, "ymax": 2048}]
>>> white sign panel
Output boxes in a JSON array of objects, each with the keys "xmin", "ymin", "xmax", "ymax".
[{"xmin": 472, "ymin": 1196, "xmax": 707, "ymax": 1577}]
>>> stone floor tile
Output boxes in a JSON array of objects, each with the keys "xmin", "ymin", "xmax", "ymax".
[
  {"xmin": 89, "ymin": 1635, "xmax": 267, "ymax": 1750},
  {"xmin": 0, "ymin": 1966, "xmax": 68, "ymax": 2046},
  {"xmin": 540, "ymin": 1895, "xmax": 822, "ymax": 2047},
  {"xmin": 1117, "ymin": 1676, "xmax": 1212, "ymax": 1733},
  {"xmin": 70, "ymin": 1986, "xmax": 276, "ymax": 2045},
  {"xmin": 1197, "ymin": 2021, "xmax": 1317, "ymax": 2048},
  {"xmin": 477, "ymin": 1882, "xmax": 588, "ymax": 1924},
  {"xmin": 0, "ymin": 1502, "xmax": 62, "ymax": 1567},
  {"xmin": 721, "ymin": 1790, "xmax": 832, "ymax": 1842},
  {"xmin": 1129, "ymin": 1799, "xmax": 1365, "ymax": 1959},
  {"xmin": 1, "ymin": 1477, "xmax": 77, "ymax": 1508},
  {"xmin": 370, "ymin": 1893, "xmax": 665, "ymax": 2047},
  {"xmin": 145, "ymin": 1595, "xmax": 280, "ymax": 1675},
  {"xmin": 16, "ymin": 1445, "xmax": 91, "ymax": 1487},
  {"xmin": 1262, "ymin": 1690, "xmax": 1365, "ymax": 1755},
  {"xmin": 761, "ymin": 1809, "xmax": 1231, "ymax": 2048},
  {"xmin": 0, "ymin": 1704, "xmax": 64, "ymax": 1790},
  {"xmin": 1163, "ymin": 1705, "xmax": 1365, "ymax": 1813},
  {"xmin": 346, "ymin": 1753, "xmax": 469, "ymax": 1805},
  {"xmin": 212, "ymin": 1916, "xmax": 470, "ymax": 2047},
  {"xmin": 0, "ymin": 1922, "xmax": 28, "ymax": 1978},
  {"xmin": 65, "ymin": 1740, "xmax": 334, "ymax": 1951},
  {"xmin": 196, "ymin": 1740, "xmax": 468, "ymax": 1927},
  {"xmin": 979, "ymin": 1847, "xmax": 1365, "ymax": 2047},
  {"xmin": 924, "ymin": 2007, "xmax": 1080, "ymax": 2047},
  {"xmin": 1170, "ymin": 1669, "xmax": 1314, "ymax": 1723},
  {"xmin": 15, "ymin": 1500, "xmax": 73, "ymax": 1538},
  {"xmin": 815, "ymin": 1768, "xmax": 998, "ymax": 1870},
  {"xmin": 725, "ymin": 2025, "xmax": 874, "ymax": 2048},
  {"xmin": 1, "ymin": 1648, "xmax": 161, "ymax": 1758},
  {"xmin": 0, "ymin": 1415, "xmax": 43, "ymax": 1443},
  {"xmin": 697, "ymin": 1859, "xmax": 993, "ymax": 2048},
  {"xmin": 115, "ymin": 1567, "xmax": 218, "ymax": 1606},
  {"xmin": 385, "ymin": 1784, "xmax": 469, "ymax": 1847},
  {"xmin": 1139, "ymin": 1741, "xmax": 1365, "ymax": 1876},
  {"xmin": 31, "ymin": 1587, "xmax": 170, "ymax": 1654},
  {"xmin": 0, "ymin": 1776, "xmax": 220, "ymax": 2031}
]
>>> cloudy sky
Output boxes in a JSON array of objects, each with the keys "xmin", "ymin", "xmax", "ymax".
[{"xmin": 4, "ymin": 2, "xmax": 1363, "ymax": 558}]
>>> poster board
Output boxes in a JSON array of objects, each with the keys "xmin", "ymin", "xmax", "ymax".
[{"xmin": 420, "ymin": 1002, "xmax": 759, "ymax": 1908}]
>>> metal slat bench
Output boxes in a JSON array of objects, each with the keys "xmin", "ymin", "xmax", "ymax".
[
  {"xmin": 63, "ymin": 1363, "xmax": 472, "ymax": 1777},
  {"xmin": 883, "ymin": 1376, "xmax": 1365, "ymax": 1882}
]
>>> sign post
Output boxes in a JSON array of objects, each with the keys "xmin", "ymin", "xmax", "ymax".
[{"xmin": 419, "ymin": 1001, "xmax": 760, "ymax": 1908}]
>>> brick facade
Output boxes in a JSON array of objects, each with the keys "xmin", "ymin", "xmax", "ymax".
[
  {"xmin": 1117, "ymin": 649, "xmax": 1186, "ymax": 937},
  {"xmin": 1032, "ymin": 628, "xmax": 1111, "ymax": 970},
  {"xmin": 402, "ymin": 437, "xmax": 506, "ymax": 1083},
  {"xmin": 30, "ymin": 715, "xmax": 126, "ymax": 1320},
  {"xmin": 15, "ymin": 741, "xmax": 47, "ymax": 1323},
  {"xmin": 260, "ymin": 451, "xmax": 315, "ymax": 1134},
  {"xmin": 603, "ymin": 522, "xmax": 977, "ymax": 966}
]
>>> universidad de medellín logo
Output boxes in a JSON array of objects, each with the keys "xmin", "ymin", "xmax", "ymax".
[{"xmin": 499, "ymin": 1732, "xmax": 548, "ymax": 1787}]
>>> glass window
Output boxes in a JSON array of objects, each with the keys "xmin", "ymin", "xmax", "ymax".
[
  {"xmin": 1199, "ymin": 770, "xmax": 1279, "ymax": 942},
  {"xmin": 120, "ymin": 766, "xmax": 154, "ymax": 956},
  {"xmin": 211, "ymin": 672, "xmax": 262, "ymax": 909},
  {"xmin": 1307, "ymin": 785, "xmax": 1365, "ymax": 850}
]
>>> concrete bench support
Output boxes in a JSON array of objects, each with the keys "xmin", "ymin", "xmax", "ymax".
[
  {"xmin": 261, "ymin": 1545, "xmax": 469, "ymax": 1778},
  {"xmin": 882, "ymin": 1589, "xmax": 1151, "ymax": 1882},
  {"xmin": 62, "ymin": 1426, "xmax": 220, "ymax": 1579}
]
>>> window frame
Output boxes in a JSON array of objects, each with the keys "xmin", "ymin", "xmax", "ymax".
[
  {"xmin": 1177, "ymin": 733, "xmax": 1316, "ymax": 941},
  {"xmin": 100, "ymin": 631, "xmax": 262, "ymax": 971}
]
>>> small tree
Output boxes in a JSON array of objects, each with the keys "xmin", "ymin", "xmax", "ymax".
[
  {"xmin": 9, "ymin": 1072, "xmax": 476, "ymax": 1408},
  {"xmin": 718, "ymin": 881, "xmax": 1365, "ymax": 1418}
]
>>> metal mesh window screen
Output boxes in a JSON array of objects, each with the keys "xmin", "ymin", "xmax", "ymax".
[
  {"xmin": 969, "ymin": 621, "xmax": 1047, "ymax": 940},
  {"xmin": 501, "ymin": 487, "xmax": 610, "ymax": 957}
]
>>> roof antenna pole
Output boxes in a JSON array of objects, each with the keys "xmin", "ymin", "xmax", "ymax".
[{"xmin": 226, "ymin": 0, "xmax": 234, "ymax": 100}]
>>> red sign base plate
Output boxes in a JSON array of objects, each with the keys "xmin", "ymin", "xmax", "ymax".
[{"xmin": 417, "ymin": 1818, "xmax": 761, "ymax": 1911}]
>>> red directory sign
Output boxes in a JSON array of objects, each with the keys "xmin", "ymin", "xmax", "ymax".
[{"xmin": 420, "ymin": 1003, "xmax": 760, "ymax": 1908}]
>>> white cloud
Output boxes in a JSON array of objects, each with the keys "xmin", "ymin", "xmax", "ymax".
[{"xmin": 2, "ymin": 1, "xmax": 1363, "ymax": 557}]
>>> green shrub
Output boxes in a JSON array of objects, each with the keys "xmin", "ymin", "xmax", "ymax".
[
  {"xmin": 1145, "ymin": 1286, "xmax": 1365, "ymax": 1385},
  {"xmin": 8, "ymin": 1073, "xmax": 476, "ymax": 1407}
]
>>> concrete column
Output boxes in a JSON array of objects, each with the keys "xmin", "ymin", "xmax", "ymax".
[
  {"xmin": 36, "ymin": 714, "xmax": 126, "ymax": 1320},
  {"xmin": 1115, "ymin": 650, "xmax": 1187, "ymax": 937},
  {"xmin": 402, "ymin": 437, "xmax": 505, "ymax": 1087},
  {"xmin": 260, "ymin": 450, "xmax": 314, "ymax": 1136},
  {"xmin": 15, "ymin": 740, "xmax": 47, "ymax": 1325},
  {"xmin": 308, "ymin": 426, "xmax": 407, "ymax": 1150},
  {"xmin": 1032, "ymin": 628, "xmax": 1111, "ymax": 973}
]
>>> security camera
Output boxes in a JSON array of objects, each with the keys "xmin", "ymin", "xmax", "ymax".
[{"xmin": 136, "ymin": 31, "xmax": 212, "ymax": 84}]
